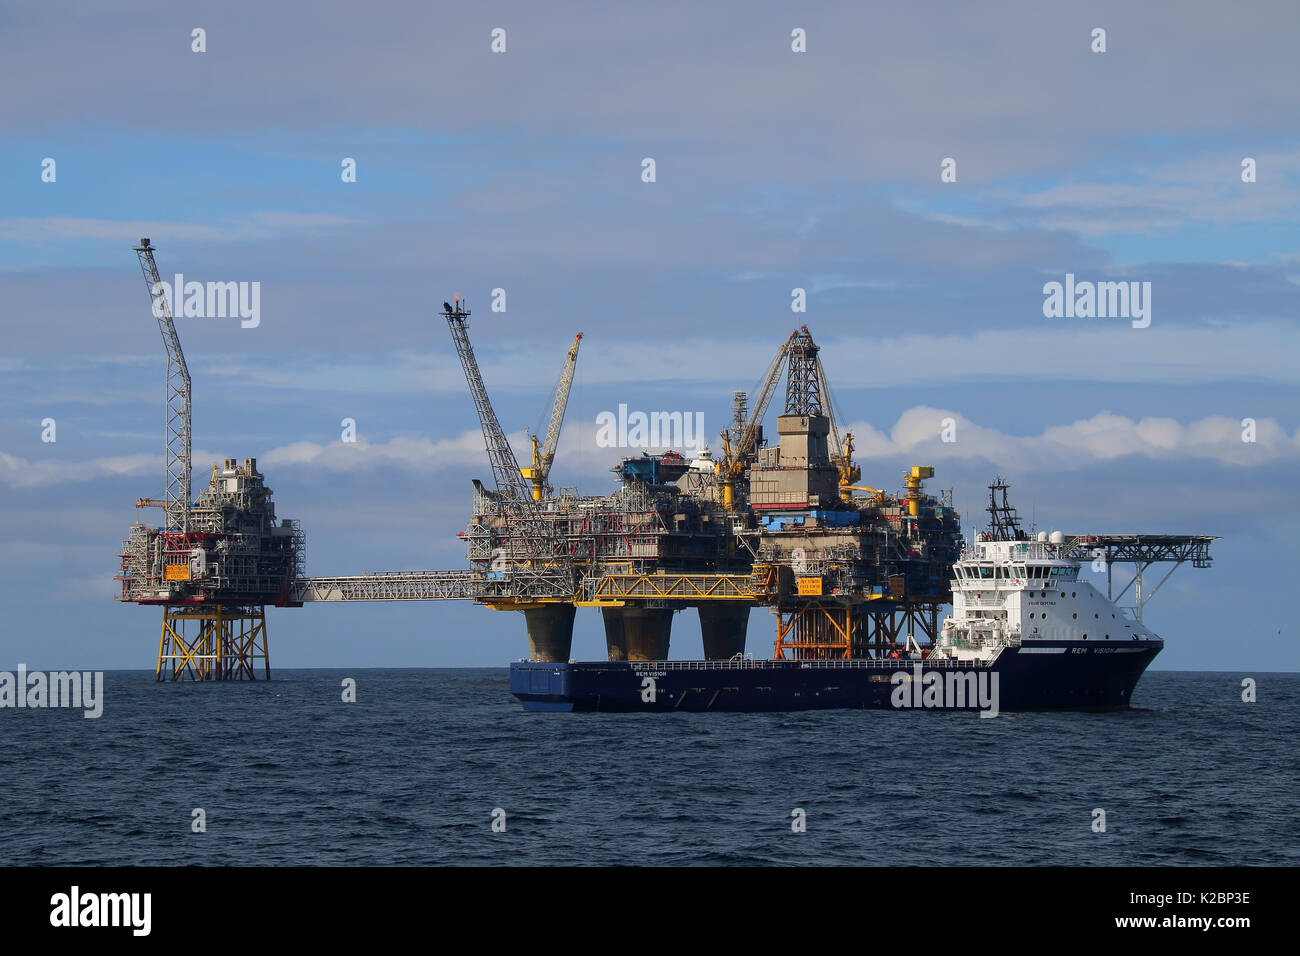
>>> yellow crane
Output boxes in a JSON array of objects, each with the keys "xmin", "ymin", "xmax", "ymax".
[
  {"xmin": 521, "ymin": 332, "xmax": 583, "ymax": 500},
  {"xmin": 718, "ymin": 330, "xmax": 799, "ymax": 510}
]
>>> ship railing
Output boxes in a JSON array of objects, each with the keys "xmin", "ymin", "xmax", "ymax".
[{"xmin": 620, "ymin": 657, "xmax": 994, "ymax": 671}]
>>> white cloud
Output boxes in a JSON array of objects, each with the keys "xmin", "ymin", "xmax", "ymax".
[
  {"xmin": 846, "ymin": 408, "xmax": 1300, "ymax": 469},
  {"xmin": 0, "ymin": 451, "xmax": 157, "ymax": 488},
  {"xmin": 6, "ymin": 408, "xmax": 1294, "ymax": 491},
  {"xmin": 997, "ymin": 147, "xmax": 1300, "ymax": 237}
]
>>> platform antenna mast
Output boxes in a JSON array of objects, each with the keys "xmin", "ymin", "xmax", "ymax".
[
  {"xmin": 134, "ymin": 238, "xmax": 190, "ymax": 533},
  {"xmin": 442, "ymin": 297, "xmax": 529, "ymax": 501}
]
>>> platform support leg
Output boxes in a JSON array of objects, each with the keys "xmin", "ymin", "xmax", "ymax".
[
  {"xmin": 601, "ymin": 607, "xmax": 628, "ymax": 661},
  {"xmin": 622, "ymin": 608, "xmax": 672, "ymax": 662},
  {"xmin": 523, "ymin": 604, "xmax": 577, "ymax": 662},
  {"xmin": 699, "ymin": 603, "xmax": 748, "ymax": 660}
]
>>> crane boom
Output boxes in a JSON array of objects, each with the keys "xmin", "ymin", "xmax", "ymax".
[
  {"xmin": 134, "ymin": 238, "xmax": 191, "ymax": 533},
  {"xmin": 523, "ymin": 332, "xmax": 583, "ymax": 500},
  {"xmin": 718, "ymin": 329, "xmax": 798, "ymax": 509},
  {"xmin": 814, "ymin": 356, "xmax": 860, "ymax": 496},
  {"xmin": 443, "ymin": 298, "xmax": 530, "ymax": 501},
  {"xmin": 442, "ymin": 297, "xmax": 574, "ymax": 598}
]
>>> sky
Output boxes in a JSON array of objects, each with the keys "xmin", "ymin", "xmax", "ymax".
[{"xmin": 1, "ymin": 0, "xmax": 1297, "ymax": 672}]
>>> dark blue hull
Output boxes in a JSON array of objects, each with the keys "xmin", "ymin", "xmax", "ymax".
[{"xmin": 510, "ymin": 641, "xmax": 1162, "ymax": 713}]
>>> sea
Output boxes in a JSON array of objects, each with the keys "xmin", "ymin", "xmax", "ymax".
[{"xmin": 3, "ymin": 669, "xmax": 1296, "ymax": 866}]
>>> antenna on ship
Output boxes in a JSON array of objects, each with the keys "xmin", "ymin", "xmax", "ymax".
[{"xmin": 986, "ymin": 476, "xmax": 1023, "ymax": 541}]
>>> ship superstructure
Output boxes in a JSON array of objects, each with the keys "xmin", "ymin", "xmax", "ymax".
[{"xmin": 936, "ymin": 480, "xmax": 1161, "ymax": 665}]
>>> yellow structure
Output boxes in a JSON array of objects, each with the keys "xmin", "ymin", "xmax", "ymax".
[
  {"xmin": 903, "ymin": 465, "xmax": 935, "ymax": 516},
  {"xmin": 157, "ymin": 606, "xmax": 270, "ymax": 681},
  {"xmin": 520, "ymin": 332, "xmax": 582, "ymax": 500}
]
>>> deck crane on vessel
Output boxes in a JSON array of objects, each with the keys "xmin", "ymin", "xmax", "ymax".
[
  {"xmin": 134, "ymin": 238, "xmax": 191, "ymax": 532},
  {"xmin": 521, "ymin": 332, "xmax": 583, "ymax": 500}
]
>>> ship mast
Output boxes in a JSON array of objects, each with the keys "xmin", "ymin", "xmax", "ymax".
[{"xmin": 986, "ymin": 476, "xmax": 1023, "ymax": 541}]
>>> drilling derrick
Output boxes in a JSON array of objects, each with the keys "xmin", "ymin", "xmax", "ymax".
[
  {"xmin": 783, "ymin": 327, "xmax": 823, "ymax": 416},
  {"xmin": 117, "ymin": 240, "xmax": 304, "ymax": 680},
  {"xmin": 722, "ymin": 326, "xmax": 963, "ymax": 661}
]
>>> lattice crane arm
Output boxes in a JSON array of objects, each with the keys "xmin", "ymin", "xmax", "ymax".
[
  {"xmin": 523, "ymin": 332, "xmax": 582, "ymax": 500},
  {"xmin": 134, "ymin": 238, "xmax": 191, "ymax": 533},
  {"xmin": 723, "ymin": 330, "xmax": 797, "ymax": 481},
  {"xmin": 442, "ymin": 298, "xmax": 530, "ymax": 501},
  {"xmin": 814, "ymin": 355, "xmax": 860, "ymax": 494},
  {"xmin": 542, "ymin": 332, "xmax": 582, "ymax": 465}
]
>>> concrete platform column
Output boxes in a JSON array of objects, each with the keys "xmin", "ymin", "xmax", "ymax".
[
  {"xmin": 601, "ymin": 607, "xmax": 628, "ymax": 661},
  {"xmin": 698, "ymin": 603, "xmax": 749, "ymax": 660},
  {"xmin": 523, "ymin": 604, "xmax": 577, "ymax": 662},
  {"xmin": 621, "ymin": 608, "xmax": 673, "ymax": 661}
]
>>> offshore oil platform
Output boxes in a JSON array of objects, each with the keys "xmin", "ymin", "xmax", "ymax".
[
  {"xmin": 295, "ymin": 300, "xmax": 967, "ymax": 666},
  {"xmin": 116, "ymin": 241, "xmax": 303, "ymax": 679},
  {"xmin": 116, "ymin": 243, "xmax": 1214, "ymax": 708}
]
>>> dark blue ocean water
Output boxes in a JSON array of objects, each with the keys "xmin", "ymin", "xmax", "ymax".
[{"xmin": 3, "ymin": 669, "xmax": 1296, "ymax": 866}]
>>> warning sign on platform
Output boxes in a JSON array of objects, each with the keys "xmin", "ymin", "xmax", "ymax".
[
  {"xmin": 165, "ymin": 564, "xmax": 191, "ymax": 581},
  {"xmin": 796, "ymin": 577, "xmax": 822, "ymax": 596}
]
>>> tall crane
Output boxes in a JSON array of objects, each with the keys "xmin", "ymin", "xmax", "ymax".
[
  {"xmin": 442, "ymin": 297, "xmax": 531, "ymax": 502},
  {"xmin": 814, "ymin": 350, "xmax": 860, "ymax": 499},
  {"xmin": 442, "ymin": 297, "xmax": 574, "ymax": 599},
  {"xmin": 134, "ymin": 239, "xmax": 191, "ymax": 533},
  {"xmin": 521, "ymin": 332, "xmax": 582, "ymax": 500},
  {"xmin": 718, "ymin": 329, "xmax": 798, "ymax": 510}
]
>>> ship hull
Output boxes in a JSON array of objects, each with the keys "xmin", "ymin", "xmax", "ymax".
[{"xmin": 509, "ymin": 641, "xmax": 1162, "ymax": 713}]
